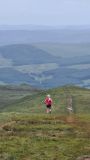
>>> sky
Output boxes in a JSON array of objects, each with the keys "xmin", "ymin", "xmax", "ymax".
[{"xmin": 0, "ymin": 0, "xmax": 90, "ymax": 26}]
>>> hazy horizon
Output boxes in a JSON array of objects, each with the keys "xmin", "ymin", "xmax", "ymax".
[
  {"xmin": 0, "ymin": 0, "xmax": 90, "ymax": 26},
  {"xmin": 0, "ymin": 24, "xmax": 90, "ymax": 31}
]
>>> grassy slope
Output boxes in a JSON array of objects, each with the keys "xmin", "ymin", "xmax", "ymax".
[
  {"xmin": 0, "ymin": 85, "xmax": 40, "ymax": 110},
  {"xmin": 1, "ymin": 86, "xmax": 90, "ymax": 114},
  {"xmin": 0, "ymin": 113, "xmax": 90, "ymax": 160},
  {"xmin": 0, "ymin": 86, "xmax": 90, "ymax": 160}
]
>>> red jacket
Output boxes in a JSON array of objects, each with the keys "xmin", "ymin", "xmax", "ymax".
[{"xmin": 44, "ymin": 97, "xmax": 52, "ymax": 105}]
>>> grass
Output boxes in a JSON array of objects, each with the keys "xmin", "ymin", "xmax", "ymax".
[
  {"xmin": 0, "ymin": 85, "xmax": 90, "ymax": 159},
  {"xmin": 0, "ymin": 84, "xmax": 40, "ymax": 110},
  {"xmin": 0, "ymin": 113, "xmax": 90, "ymax": 160},
  {"xmin": 1, "ymin": 86, "xmax": 90, "ymax": 114}
]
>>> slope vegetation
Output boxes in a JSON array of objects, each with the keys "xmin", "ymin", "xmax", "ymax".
[
  {"xmin": 0, "ymin": 84, "xmax": 40, "ymax": 110},
  {"xmin": 0, "ymin": 113, "xmax": 90, "ymax": 160},
  {"xmin": 0, "ymin": 86, "xmax": 90, "ymax": 160},
  {"xmin": 0, "ymin": 86, "xmax": 90, "ymax": 114}
]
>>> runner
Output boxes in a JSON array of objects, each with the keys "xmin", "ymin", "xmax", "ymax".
[{"xmin": 44, "ymin": 94, "xmax": 53, "ymax": 113}]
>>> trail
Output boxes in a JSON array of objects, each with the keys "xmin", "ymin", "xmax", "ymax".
[{"xmin": 63, "ymin": 87, "xmax": 76, "ymax": 123}]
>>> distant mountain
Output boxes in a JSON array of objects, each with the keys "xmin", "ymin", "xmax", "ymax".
[
  {"xmin": 0, "ymin": 28, "xmax": 90, "ymax": 46},
  {"xmin": 0, "ymin": 24, "xmax": 59, "ymax": 30},
  {"xmin": 0, "ymin": 44, "xmax": 58, "ymax": 65},
  {"xmin": 0, "ymin": 44, "xmax": 90, "ymax": 88},
  {"xmin": 33, "ymin": 43, "xmax": 90, "ymax": 57},
  {"xmin": 0, "ymin": 24, "xmax": 90, "ymax": 30}
]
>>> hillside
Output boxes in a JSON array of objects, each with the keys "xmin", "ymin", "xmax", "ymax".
[
  {"xmin": 0, "ymin": 113, "xmax": 89, "ymax": 160},
  {"xmin": 0, "ymin": 44, "xmax": 58, "ymax": 65},
  {"xmin": 0, "ymin": 86, "xmax": 90, "ymax": 114},
  {"xmin": 0, "ymin": 85, "xmax": 90, "ymax": 160},
  {"xmin": 33, "ymin": 43, "xmax": 90, "ymax": 57},
  {"xmin": 0, "ymin": 84, "xmax": 40, "ymax": 110},
  {"xmin": 0, "ymin": 44, "xmax": 90, "ymax": 88}
]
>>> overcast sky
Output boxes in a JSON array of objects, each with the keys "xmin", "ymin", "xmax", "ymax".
[{"xmin": 0, "ymin": 0, "xmax": 90, "ymax": 26}]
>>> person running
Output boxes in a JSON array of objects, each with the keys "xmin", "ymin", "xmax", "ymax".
[{"xmin": 44, "ymin": 94, "xmax": 53, "ymax": 113}]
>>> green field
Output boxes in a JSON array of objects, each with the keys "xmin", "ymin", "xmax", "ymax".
[{"xmin": 0, "ymin": 85, "xmax": 90, "ymax": 160}]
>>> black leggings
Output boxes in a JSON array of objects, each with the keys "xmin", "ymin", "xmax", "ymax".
[{"xmin": 46, "ymin": 105, "xmax": 51, "ymax": 109}]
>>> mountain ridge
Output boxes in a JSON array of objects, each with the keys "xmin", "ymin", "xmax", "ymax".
[
  {"xmin": 0, "ymin": 44, "xmax": 90, "ymax": 88},
  {"xmin": 0, "ymin": 29, "xmax": 90, "ymax": 46}
]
